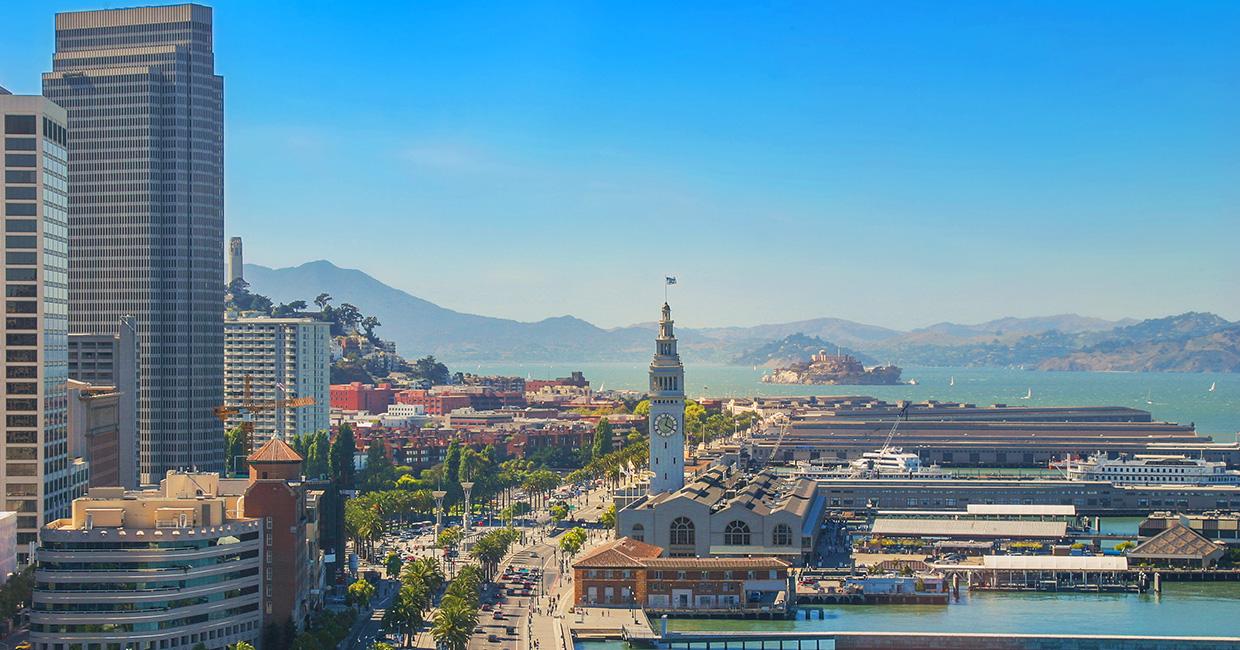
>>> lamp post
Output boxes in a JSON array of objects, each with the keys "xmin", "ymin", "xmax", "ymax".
[
  {"xmin": 432, "ymin": 490, "xmax": 446, "ymax": 540},
  {"xmin": 461, "ymin": 481, "xmax": 475, "ymax": 534}
]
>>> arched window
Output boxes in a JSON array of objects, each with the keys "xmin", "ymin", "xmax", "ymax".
[
  {"xmin": 724, "ymin": 520, "xmax": 751, "ymax": 546},
  {"xmin": 669, "ymin": 517, "xmax": 695, "ymax": 546},
  {"xmin": 772, "ymin": 523, "xmax": 793, "ymax": 546},
  {"xmin": 631, "ymin": 523, "xmax": 645, "ymax": 542}
]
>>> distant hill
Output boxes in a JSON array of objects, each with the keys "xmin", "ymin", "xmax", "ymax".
[
  {"xmin": 731, "ymin": 334, "xmax": 876, "ymax": 367},
  {"xmin": 244, "ymin": 261, "xmax": 650, "ymax": 361},
  {"xmin": 1038, "ymin": 315, "xmax": 1240, "ymax": 372},
  {"xmin": 243, "ymin": 260, "xmax": 1234, "ymax": 372}
]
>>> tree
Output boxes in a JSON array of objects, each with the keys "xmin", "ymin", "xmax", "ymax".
[
  {"xmin": 385, "ymin": 551, "xmax": 404, "ymax": 578},
  {"xmin": 431, "ymin": 598, "xmax": 477, "ymax": 650},
  {"xmin": 633, "ymin": 400, "xmax": 651, "ymax": 417},
  {"xmin": 549, "ymin": 504, "xmax": 568, "ymax": 524},
  {"xmin": 314, "ymin": 293, "xmax": 332, "ymax": 310},
  {"xmin": 600, "ymin": 503, "xmax": 617, "ymax": 530},
  {"xmin": 331, "ymin": 424, "xmax": 357, "ymax": 491},
  {"xmin": 230, "ymin": 643, "xmax": 257, "ymax": 650},
  {"xmin": 371, "ymin": 643, "xmax": 395, "ymax": 650},
  {"xmin": 1115, "ymin": 541, "xmax": 1137, "ymax": 552},
  {"xmin": 361, "ymin": 315, "xmax": 382, "ymax": 341},
  {"xmin": 225, "ymin": 425, "xmax": 248, "ymax": 476},
  {"xmin": 347, "ymin": 578, "xmax": 376, "ymax": 608},
  {"xmin": 411, "ymin": 356, "xmax": 450, "ymax": 385},
  {"xmin": 438, "ymin": 526, "xmax": 463, "ymax": 553},
  {"xmin": 559, "ymin": 527, "xmax": 587, "ymax": 556},
  {"xmin": 591, "ymin": 419, "xmax": 614, "ymax": 461}
]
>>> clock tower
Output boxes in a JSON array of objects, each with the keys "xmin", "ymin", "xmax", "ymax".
[{"xmin": 648, "ymin": 302, "xmax": 686, "ymax": 494}]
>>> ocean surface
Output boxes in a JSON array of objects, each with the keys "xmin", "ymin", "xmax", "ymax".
[{"xmin": 457, "ymin": 363, "xmax": 1240, "ymax": 438}]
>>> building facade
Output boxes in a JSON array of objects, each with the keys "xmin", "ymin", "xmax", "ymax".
[
  {"xmin": 43, "ymin": 4, "xmax": 226, "ymax": 484},
  {"xmin": 67, "ymin": 379, "xmax": 123, "ymax": 488},
  {"xmin": 224, "ymin": 314, "xmax": 330, "ymax": 450},
  {"xmin": 648, "ymin": 303, "xmax": 685, "ymax": 495},
  {"xmin": 68, "ymin": 323, "xmax": 139, "ymax": 488},
  {"xmin": 1, "ymin": 93, "xmax": 83, "ymax": 559},
  {"xmin": 30, "ymin": 474, "xmax": 263, "ymax": 650}
]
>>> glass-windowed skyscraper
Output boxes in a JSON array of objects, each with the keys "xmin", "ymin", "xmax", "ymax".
[
  {"xmin": 0, "ymin": 91, "xmax": 85, "ymax": 560},
  {"xmin": 43, "ymin": 4, "xmax": 225, "ymax": 483}
]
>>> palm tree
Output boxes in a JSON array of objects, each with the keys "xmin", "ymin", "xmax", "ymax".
[
  {"xmin": 230, "ymin": 643, "xmax": 256, "ymax": 650},
  {"xmin": 431, "ymin": 599, "xmax": 476, "ymax": 650}
]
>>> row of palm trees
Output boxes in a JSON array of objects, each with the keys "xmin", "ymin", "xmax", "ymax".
[
  {"xmin": 431, "ymin": 565, "xmax": 484, "ymax": 650},
  {"xmin": 381, "ymin": 556, "xmax": 446, "ymax": 647},
  {"xmin": 565, "ymin": 440, "xmax": 649, "ymax": 490}
]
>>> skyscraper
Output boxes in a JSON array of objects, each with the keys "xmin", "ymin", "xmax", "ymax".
[
  {"xmin": 1, "ymin": 91, "xmax": 88, "ymax": 559},
  {"xmin": 648, "ymin": 302, "xmax": 686, "ymax": 494},
  {"xmin": 43, "ymin": 4, "xmax": 225, "ymax": 483}
]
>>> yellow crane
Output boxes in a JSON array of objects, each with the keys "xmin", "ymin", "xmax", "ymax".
[{"xmin": 214, "ymin": 374, "xmax": 315, "ymax": 474}]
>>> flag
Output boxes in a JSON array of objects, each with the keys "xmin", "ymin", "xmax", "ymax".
[{"xmin": 665, "ymin": 276, "xmax": 677, "ymax": 285}]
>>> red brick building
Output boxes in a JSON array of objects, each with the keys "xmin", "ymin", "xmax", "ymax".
[
  {"xmin": 573, "ymin": 537, "xmax": 792, "ymax": 613},
  {"xmin": 330, "ymin": 382, "xmax": 397, "ymax": 413},
  {"xmin": 241, "ymin": 439, "xmax": 316, "ymax": 630}
]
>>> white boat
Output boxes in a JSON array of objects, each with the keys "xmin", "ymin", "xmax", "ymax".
[
  {"xmin": 792, "ymin": 447, "xmax": 953, "ymax": 480},
  {"xmin": 1064, "ymin": 453, "xmax": 1240, "ymax": 486},
  {"xmin": 907, "ymin": 379, "xmax": 919, "ymax": 385},
  {"xmin": 1020, "ymin": 388, "xmax": 1032, "ymax": 400},
  {"xmin": 1209, "ymin": 382, "xmax": 1216, "ymax": 393},
  {"xmin": 949, "ymin": 376, "xmax": 955, "ymax": 387}
]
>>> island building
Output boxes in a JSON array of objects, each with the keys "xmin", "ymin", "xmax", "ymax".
[
  {"xmin": 617, "ymin": 465, "xmax": 826, "ymax": 565},
  {"xmin": 44, "ymin": 4, "xmax": 227, "ymax": 484},
  {"xmin": 1, "ymin": 92, "xmax": 86, "ymax": 561},
  {"xmin": 68, "ymin": 324, "xmax": 140, "ymax": 489},
  {"xmin": 571, "ymin": 537, "xmax": 791, "ymax": 615},
  {"xmin": 29, "ymin": 440, "xmax": 324, "ymax": 650},
  {"xmin": 224, "ymin": 313, "xmax": 331, "ymax": 451},
  {"xmin": 648, "ymin": 302, "xmax": 686, "ymax": 495},
  {"xmin": 228, "ymin": 236, "xmax": 244, "ymax": 284}
]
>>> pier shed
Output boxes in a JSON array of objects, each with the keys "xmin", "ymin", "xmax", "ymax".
[
  {"xmin": 871, "ymin": 518, "xmax": 1067, "ymax": 540},
  {"xmin": 974, "ymin": 555, "xmax": 1134, "ymax": 592}
]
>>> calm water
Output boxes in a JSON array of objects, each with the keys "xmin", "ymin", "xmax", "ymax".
[
  {"xmin": 460, "ymin": 363, "xmax": 1240, "ymax": 438},
  {"xmin": 575, "ymin": 584, "xmax": 1240, "ymax": 648}
]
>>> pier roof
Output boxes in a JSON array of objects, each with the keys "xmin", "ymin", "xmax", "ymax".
[
  {"xmin": 1129, "ymin": 525, "xmax": 1225, "ymax": 563},
  {"xmin": 872, "ymin": 518, "xmax": 1067, "ymax": 539},
  {"xmin": 981, "ymin": 555, "xmax": 1128, "ymax": 571}
]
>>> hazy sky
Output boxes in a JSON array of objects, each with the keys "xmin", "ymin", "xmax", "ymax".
[{"xmin": 2, "ymin": 1, "xmax": 1237, "ymax": 330}]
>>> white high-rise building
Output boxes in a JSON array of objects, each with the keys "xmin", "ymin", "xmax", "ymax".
[
  {"xmin": 224, "ymin": 314, "xmax": 330, "ymax": 459},
  {"xmin": 647, "ymin": 302, "xmax": 686, "ymax": 494},
  {"xmin": 1, "ymin": 93, "xmax": 87, "ymax": 561}
]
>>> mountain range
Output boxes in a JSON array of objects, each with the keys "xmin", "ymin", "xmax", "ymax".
[{"xmin": 244, "ymin": 261, "xmax": 1239, "ymax": 372}]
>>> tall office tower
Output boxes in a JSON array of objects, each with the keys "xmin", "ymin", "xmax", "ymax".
[
  {"xmin": 227, "ymin": 236, "xmax": 243, "ymax": 284},
  {"xmin": 68, "ymin": 318, "xmax": 140, "ymax": 488},
  {"xmin": 224, "ymin": 314, "xmax": 330, "ymax": 463},
  {"xmin": 43, "ymin": 4, "xmax": 226, "ymax": 483},
  {"xmin": 1, "ymin": 93, "xmax": 87, "ymax": 560}
]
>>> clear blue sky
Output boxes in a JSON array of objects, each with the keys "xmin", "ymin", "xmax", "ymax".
[{"xmin": 2, "ymin": 1, "xmax": 1237, "ymax": 329}]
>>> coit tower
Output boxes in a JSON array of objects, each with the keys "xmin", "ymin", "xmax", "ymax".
[{"xmin": 648, "ymin": 302, "xmax": 686, "ymax": 494}]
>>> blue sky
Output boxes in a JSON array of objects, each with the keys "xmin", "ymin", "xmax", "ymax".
[{"xmin": 2, "ymin": 1, "xmax": 1237, "ymax": 329}]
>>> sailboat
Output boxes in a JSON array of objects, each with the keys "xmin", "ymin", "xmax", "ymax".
[
  {"xmin": 1145, "ymin": 389, "xmax": 1153, "ymax": 405},
  {"xmin": 949, "ymin": 376, "xmax": 955, "ymax": 387},
  {"xmin": 1021, "ymin": 388, "xmax": 1032, "ymax": 400},
  {"xmin": 1209, "ymin": 382, "xmax": 1217, "ymax": 393}
]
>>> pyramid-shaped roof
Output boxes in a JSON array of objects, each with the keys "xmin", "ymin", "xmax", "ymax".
[
  {"xmin": 247, "ymin": 437, "xmax": 304, "ymax": 464},
  {"xmin": 1130, "ymin": 524, "xmax": 1225, "ymax": 561}
]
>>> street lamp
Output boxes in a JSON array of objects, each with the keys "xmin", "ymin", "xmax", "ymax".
[
  {"xmin": 461, "ymin": 481, "xmax": 475, "ymax": 534},
  {"xmin": 432, "ymin": 490, "xmax": 447, "ymax": 540}
]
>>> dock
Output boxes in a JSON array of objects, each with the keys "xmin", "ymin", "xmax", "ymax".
[{"xmin": 624, "ymin": 630, "xmax": 1240, "ymax": 650}]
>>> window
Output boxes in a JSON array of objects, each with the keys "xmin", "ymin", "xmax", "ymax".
[
  {"xmin": 4, "ymin": 115, "xmax": 36, "ymax": 135},
  {"xmin": 772, "ymin": 523, "xmax": 793, "ymax": 546},
  {"xmin": 5, "ymin": 187, "xmax": 36, "ymax": 201},
  {"xmin": 669, "ymin": 517, "xmax": 695, "ymax": 546},
  {"xmin": 5, "ymin": 203, "xmax": 36, "ymax": 217},
  {"xmin": 631, "ymin": 523, "xmax": 644, "ymax": 542},
  {"xmin": 4, "ymin": 154, "xmax": 36, "ymax": 168},
  {"xmin": 724, "ymin": 520, "xmax": 751, "ymax": 546},
  {"xmin": 4, "ymin": 138, "xmax": 35, "ymax": 151},
  {"xmin": 4, "ymin": 171, "xmax": 35, "ymax": 184}
]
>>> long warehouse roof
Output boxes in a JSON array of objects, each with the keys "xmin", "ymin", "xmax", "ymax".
[{"xmin": 871, "ymin": 518, "xmax": 1067, "ymax": 539}]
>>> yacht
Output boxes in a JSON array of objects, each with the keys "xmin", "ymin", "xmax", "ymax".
[
  {"xmin": 793, "ymin": 447, "xmax": 953, "ymax": 480},
  {"xmin": 1064, "ymin": 453, "xmax": 1240, "ymax": 486}
]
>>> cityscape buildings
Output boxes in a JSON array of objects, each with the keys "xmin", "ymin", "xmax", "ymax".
[
  {"xmin": 1, "ymin": 91, "xmax": 85, "ymax": 560},
  {"xmin": 42, "ymin": 4, "xmax": 226, "ymax": 484},
  {"xmin": 31, "ymin": 473, "xmax": 263, "ymax": 650},
  {"xmin": 68, "ymin": 323, "xmax": 140, "ymax": 488},
  {"xmin": 224, "ymin": 313, "xmax": 331, "ymax": 453}
]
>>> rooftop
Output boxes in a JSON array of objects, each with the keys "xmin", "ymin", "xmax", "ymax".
[
  {"xmin": 1130, "ymin": 525, "xmax": 1226, "ymax": 561},
  {"xmin": 871, "ymin": 518, "xmax": 1068, "ymax": 539}
]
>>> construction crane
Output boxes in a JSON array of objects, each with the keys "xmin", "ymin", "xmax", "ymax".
[{"xmin": 214, "ymin": 374, "xmax": 316, "ymax": 475}]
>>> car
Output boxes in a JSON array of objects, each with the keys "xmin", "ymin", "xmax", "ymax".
[
  {"xmin": 487, "ymin": 634, "xmax": 500, "ymax": 643},
  {"xmin": 506, "ymin": 626, "xmax": 517, "ymax": 635},
  {"xmin": 481, "ymin": 603, "xmax": 493, "ymax": 611},
  {"xmin": 492, "ymin": 611, "xmax": 505, "ymax": 620}
]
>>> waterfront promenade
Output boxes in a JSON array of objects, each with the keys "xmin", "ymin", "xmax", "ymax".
[{"xmin": 637, "ymin": 630, "xmax": 1240, "ymax": 650}]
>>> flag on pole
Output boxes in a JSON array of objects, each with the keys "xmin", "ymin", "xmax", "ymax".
[{"xmin": 665, "ymin": 276, "xmax": 677, "ymax": 285}]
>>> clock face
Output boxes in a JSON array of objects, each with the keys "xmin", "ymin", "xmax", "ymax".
[{"xmin": 654, "ymin": 413, "xmax": 679, "ymax": 438}]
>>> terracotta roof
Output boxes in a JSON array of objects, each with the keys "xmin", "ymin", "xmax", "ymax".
[
  {"xmin": 247, "ymin": 438, "xmax": 304, "ymax": 463},
  {"xmin": 643, "ymin": 557, "xmax": 789, "ymax": 570},
  {"xmin": 1130, "ymin": 524, "xmax": 1225, "ymax": 560},
  {"xmin": 572, "ymin": 537, "xmax": 664, "ymax": 568}
]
